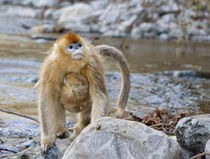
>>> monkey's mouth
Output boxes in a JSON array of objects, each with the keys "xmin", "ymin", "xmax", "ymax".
[{"xmin": 72, "ymin": 51, "xmax": 83, "ymax": 60}]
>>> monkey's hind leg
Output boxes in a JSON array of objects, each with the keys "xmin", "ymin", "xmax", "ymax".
[{"xmin": 70, "ymin": 102, "xmax": 91, "ymax": 140}]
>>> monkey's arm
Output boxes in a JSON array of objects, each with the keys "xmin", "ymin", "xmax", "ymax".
[
  {"xmin": 84, "ymin": 60, "xmax": 108, "ymax": 122},
  {"xmin": 94, "ymin": 45, "xmax": 130, "ymax": 117}
]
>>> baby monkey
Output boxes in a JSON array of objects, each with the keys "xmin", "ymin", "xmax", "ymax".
[{"xmin": 37, "ymin": 32, "xmax": 130, "ymax": 153}]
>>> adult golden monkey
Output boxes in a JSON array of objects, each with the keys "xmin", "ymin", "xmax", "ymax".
[{"xmin": 37, "ymin": 32, "xmax": 130, "ymax": 152}]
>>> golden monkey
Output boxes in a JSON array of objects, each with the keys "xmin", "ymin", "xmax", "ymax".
[{"xmin": 37, "ymin": 32, "xmax": 130, "ymax": 152}]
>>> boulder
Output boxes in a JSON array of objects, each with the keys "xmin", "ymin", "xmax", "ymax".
[
  {"xmin": 206, "ymin": 139, "xmax": 210, "ymax": 159},
  {"xmin": 118, "ymin": 15, "xmax": 137, "ymax": 33},
  {"xmin": 139, "ymin": 22, "xmax": 153, "ymax": 33},
  {"xmin": 131, "ymin": 26, "xmax": 142, "ymax": 39},
  {"xmin": 63, "ymin": 117, "xmax": 181, "ymax": 159},
  {"xmin": 58, "ymin": 3, "xmax": 93, "ymax": 24},
  {"xmin": 175, "ymin": 114, "xmax": 210, "ymax": 154}
]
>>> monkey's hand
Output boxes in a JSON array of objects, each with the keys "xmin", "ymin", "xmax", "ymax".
[{"xmin": 69, "ymin": 126, "xmax": 82, "ymax": 141}]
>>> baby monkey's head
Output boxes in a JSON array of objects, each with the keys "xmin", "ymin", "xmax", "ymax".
[{"xmin": 54, "ymin": 32, "xmax": 86, "ymax": 60}]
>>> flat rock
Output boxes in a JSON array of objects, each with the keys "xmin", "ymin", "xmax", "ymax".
[{"xmin": 63, "ymin": 117, "xmax": 181, "ymax": 159}]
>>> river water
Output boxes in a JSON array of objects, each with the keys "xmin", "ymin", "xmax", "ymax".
[{"xmin": 0, "ymin": 33, "xmax": 210, "ymax": 129}]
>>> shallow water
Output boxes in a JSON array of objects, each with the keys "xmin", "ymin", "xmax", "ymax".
[{"xmin": 0, "ymin": 33, "xmax": 210, "ymax": 126}]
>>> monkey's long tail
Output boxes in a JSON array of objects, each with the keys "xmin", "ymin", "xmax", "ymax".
[{"xmin": 94, "ymin": 45, "xmax": 130, "ymax": 115}]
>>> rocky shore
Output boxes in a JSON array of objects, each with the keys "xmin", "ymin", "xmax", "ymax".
[
  {"xmin": 1, "ymin": 115, "xmax": 210, "ymax": 159},
  {"xmin": 0, "ymin": 0, "xmax": 210, "ymax": 41}
]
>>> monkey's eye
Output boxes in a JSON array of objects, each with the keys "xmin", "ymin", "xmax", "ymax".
[
  {"xmin": 67, "ymin": 44, "xmax": 75, "ymax": 52},
  {"xmin": 77, "ymin": 42, "xmax": 82, "ymax": 49}
]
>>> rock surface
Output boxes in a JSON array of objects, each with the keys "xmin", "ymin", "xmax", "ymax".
[
  {"xmin": 175, "ymin": 114, "xmax": 210, "ymax": 154},
  {"xmin": 63, "ymin": 117, "xmax": 182, "ymax": 159},
  {"xmin": 206, "ymin": 139, "xmax": 210, "ymax": 159},
  {"xmin": 14, "ymin": 138, "xmax": 71, "ymax": 159}
]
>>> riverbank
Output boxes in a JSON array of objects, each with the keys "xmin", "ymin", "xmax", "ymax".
[{"xmin": 0, "ymin": 0, "xmax": 209, "ymax": 42}]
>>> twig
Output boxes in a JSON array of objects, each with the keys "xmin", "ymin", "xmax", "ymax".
[
  {"xmin": 190, "ymin": 152, "xmax": 210, "ymax": 159},
  {"xmin": 150, "ymin": 123, "xmax": 163, "ymax": 128},
  {"xmin": 0, "ymin": 107, "xmax": 39, "ymax": 123}
]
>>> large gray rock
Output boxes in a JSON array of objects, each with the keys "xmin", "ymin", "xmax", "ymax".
[
  {"xmin": 175, "ymin": 114, "xmax": 210, "ymax": 154},
  {"xmin": 58, "ymin": 3, "xmax": 93, "ymax": 24},
  {"xmin": 63, "ymin": 117, "xmax": 181, "ymax": 159},
  {"xmin": 206, "ymin": 139, "xmax": 210, "ymax": 159}
]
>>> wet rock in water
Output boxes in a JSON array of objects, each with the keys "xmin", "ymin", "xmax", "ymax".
[
  {"xmin": 175, "ymin": 114, "xmax": 210, "ymax": 155},
  {"xmin": 63, "ymin": 117, "xmax": 182, "ymax": 159},
  {"xmin": 206, "ymin": 139, "xmax": 210, "ymax": 159}
]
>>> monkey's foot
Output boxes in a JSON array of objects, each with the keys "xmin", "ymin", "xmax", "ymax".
[
  {"xmin": 41, "ymin": 137, "xmax": 55, "ymax": 154},
  {"xmin": 69, "ymin": 131, "xmax": 79, "ymax": 141},
  {"xmin": 116, "ymin": 108, "xmax": 125, "ymax": 118},
  {"xmin": 69, "ymin": 127, "xmax": 81, "ymax": 141},
  {"xmin": 56, "ymin": 129, "xmax": 70, "ymax": 139}
]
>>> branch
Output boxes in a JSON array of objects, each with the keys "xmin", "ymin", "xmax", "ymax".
[
  {"xmin": 0, "ymin": 107, "xmax": 39, "ymax": 123},
  {"xmin": 190, "ymin": 152, "xmax": 210, "ymax": 159}
]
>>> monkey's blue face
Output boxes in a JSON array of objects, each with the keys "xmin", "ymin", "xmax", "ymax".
[{"xmin": 67, "ymin": 42, "xmax": 83, "ymax": 60}]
